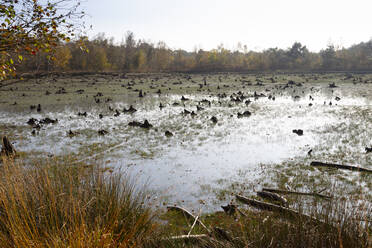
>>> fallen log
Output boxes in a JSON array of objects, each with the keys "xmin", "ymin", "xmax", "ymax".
[
  {"xmin": 262, "ymin": 188, "xmax": 332, "ymax": 199},
  {"xmin": 167, "ymin": 206, "xmax": 211, "ymax": 233},
  {"xmin": 310, "ymin": 161, "xmax": 372, "ymax": 173},
  {"xmin": 235, "ymin": 195, "xmax": 324, "ymax": 225},
  {"xmin": 257, "ymin": 191, "xmax": 288, "ymax": 206},
  {"xmin": 236, "ymin": 195, "xmax": 300, "ymax": 218}
]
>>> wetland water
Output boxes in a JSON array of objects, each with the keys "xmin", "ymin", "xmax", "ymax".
[{"xmin": 0, "ymin": 73, "xmax": 371, "ymax": 211}]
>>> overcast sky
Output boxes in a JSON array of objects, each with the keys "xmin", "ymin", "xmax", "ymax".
[{"xmin": 83, "ymin": 0, "xmax": 372, "ymax": 52}]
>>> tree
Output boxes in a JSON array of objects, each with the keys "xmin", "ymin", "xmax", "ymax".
[
  {"xmin": 287, "ymin": 42, "xmax": 307, "ymax": 59},
  {"xmin": 0, "ymin": 0, "xmax": 85, "ymax": 80},
  {"xmin": 133, "ymin": 49, "xmax": 146, "ymax": 71},
  {"xmin": 122, "ymin": 31, "xmax": 136, "ymax": 70},
  {"xmin": 320, "ymin": 45, "xmax": 337, "ymax": 70},
  {"xmin": 286, "ymin": 42, "xmax": 309, "ymax": 69},
  {"xmin": 152, "ymin": 41, "xmax": 170, "ymax": 71},
  {"xmin": 53, "ymin": 46, "xmax": 72, "ymax": 70}
]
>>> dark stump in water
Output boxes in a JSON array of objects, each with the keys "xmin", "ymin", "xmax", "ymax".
[
  {"xmin": 165, "ymin": 131, "xmax": 173, "ymax": 137},
  {"xmin": 40, "ymin": 117, "xmax": 58, "ymax": 125},
  {"xmin": 237, "ymin": 110, "xmax": 252, "ymax": 118},
  {"xmin": 211, "ymin": 116, "xmax": 218, "ymax": 124},
  {"xmin": 128, "ymin": 121, "xmax": 142, "ymax": 127},
  {"xmin": 140, "ymin": 120, "xmax": 152, "ymax": 129},
  {"xmin": 98, "ymin": 130, "xmax": 108, "ymax": 136},
  {"xmin": 196, "ymin": 105, "xmax": 204, "ymax": 111},
  {"xmin": 329, "ymin": 82, "xmax": 337, "ymax": 88},
  {"xmin": 68, "ymin": 130, "xmax": 80, "ymax": 138},
  {"xmin": 27, "ymin": 118, "xmax": 38, "ymax": 126},
  {"xmin": 129, "ymin": 120, "xmax": 153, "ymax": 129},
  {"xmin": 182, "ymin": 109, "xmax": 191, "ymax": 115},
  {"xmin": 292, "ymin": 129, "xmax": 304, "ymax": 136},
  {"xmin": 123, "ymin": 105, "xmax": 137, "ymax": 113}
]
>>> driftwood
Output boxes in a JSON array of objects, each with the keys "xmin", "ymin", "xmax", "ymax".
[
  {"xmin": 1, "ymin": 136, "xmax": 16, "ymax": 157},
  {"xmin": 257, "ymin": 191, "xmax": 288, "ymax": 206},
  {"xmin": 163, "ymin": 234, "xmax": 208, "ymax": 241},
  {"xmin": 262, "ymin": 188, "xmax": 332, "ymax": 199},
  {"xmin": 310, "ymin": 161, "xmax": 372, "ymax": 173},
  {"xmin": 167, "ymin": 206, "xmax": 233, "ymax": 242},
  {"xmin": 187, "ymin": 215, "xmax": 199, "ymax": 236},
  {"xmin": 235, "ymin": 195, "xmax": 321, "ymax": 224},
  {"xmin": 170, "ymin": 227, "xmax": 232, "ymax": 243},
  {"xmin": 167, "ymin": 234, "xmax": 209, "ymax": 240},
  {"xmin": 167, "ymin": 206, "xmax": 211, "ymax": 233},
  {"xmin": 236, "ymin": 195, "xmax": 300, "ymax": 218}
]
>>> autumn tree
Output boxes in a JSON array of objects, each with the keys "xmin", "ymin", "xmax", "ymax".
[
  {"xmin": 53, "ymin": 45, "xmax": 72, "ymax": 70},
  {"xmin": 0, "ymin": 0, "xmax": 85, "ymax": 80},
  {"xmin": 152, "ymin": 41, "xmax": 171, "ymax": 71}
]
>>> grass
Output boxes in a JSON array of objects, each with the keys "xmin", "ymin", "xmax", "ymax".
[
  {"xmin": 0, "ymin": 155, "xmax": 370, "ymax": 247},
  {"xmin": 0, "ymin": 156, "xmax": 155, "ymax": 247},
  {"xmin": 155, "ymin": 198, "xmax": 371, "ymax": 248}
]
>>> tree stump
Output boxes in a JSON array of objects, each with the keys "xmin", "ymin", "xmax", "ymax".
[{"xmin": 1, "ymin": 136, "xmax": 16, "ymax": 157}]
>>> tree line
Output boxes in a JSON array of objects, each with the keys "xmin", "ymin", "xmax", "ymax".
[{"xmin": 15, "ymin": 32, "xmax": 372, "ymax": 74}]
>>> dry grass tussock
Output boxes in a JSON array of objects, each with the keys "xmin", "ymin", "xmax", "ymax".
[{"xmin": 0, "ymin": 157, "xmax": 156, "ymax": 247}]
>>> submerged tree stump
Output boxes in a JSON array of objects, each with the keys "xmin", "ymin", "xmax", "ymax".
[{"xmin": 1, "ymin": 136, "xmax": 16, "ymax": 157}]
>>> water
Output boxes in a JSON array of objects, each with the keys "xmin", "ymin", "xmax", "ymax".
[{"xmin": 0, "ymin": 73, "xmax": 371, "ymax": 211}]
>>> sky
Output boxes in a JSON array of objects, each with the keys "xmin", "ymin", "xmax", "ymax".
[{"xmin": 83, "ymin": 0, "xmax": 372, "ymax": 52}]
